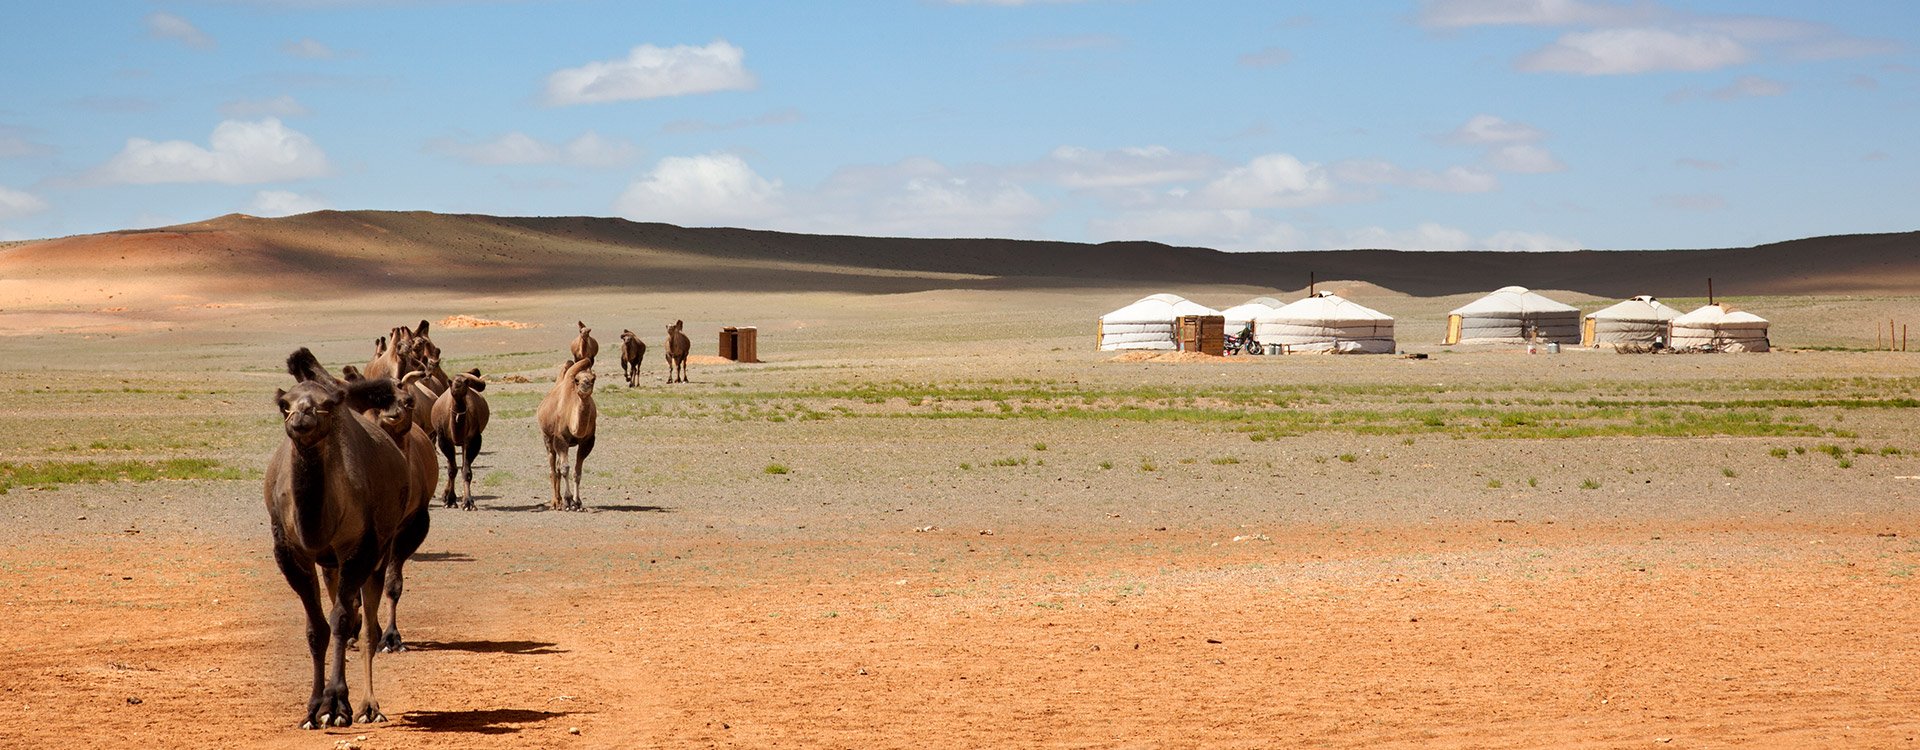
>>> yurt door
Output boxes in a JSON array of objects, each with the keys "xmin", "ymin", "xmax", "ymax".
[
  {"xmin": 1581, "ymin": 318, "xmax": 1597, "ymax": 347},
  {"xmin": 1445, "ymin": 314, "xmax": 1463, "ymax": 345}
]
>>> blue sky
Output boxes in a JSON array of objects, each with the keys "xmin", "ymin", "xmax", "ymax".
[{"xmin": 0, "ymin": 0, "xmax": 1914, "ymax": 251}]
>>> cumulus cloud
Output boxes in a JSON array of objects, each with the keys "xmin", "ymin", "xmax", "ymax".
[
  {"xmin": 1416, "ymin": 0, "xmax": 1647, "ymax": 28},
  {"xmin": 89, "ymin": 118, "xmax": 330, "ymax": 185},
  {"xmin": 0, "ymin": 186, "xmax": 48, "ymax": 219},
  {"xmin": 147, "ymin": 11, "xmax": 213, "ymax": 49},
  {"xmin": 788, "ymin": 157, "xmax": 1050, "ymax": 238},
  {"xmin": 614, "ymin": 153, "xmax": 783, "ymax": 226},
  {"xmin": 1484, "ymin": 144, "xmax": 1566, "ymax": 173},
  {"xmin": 1195, "ymin": 154, "xmax": 1337, "ymax": 209},
  {"xmin": 1026, "ymin": 146, "xmax": 1217, "ymax": 190},
  {"xmin": 1443, "ymin": 114, "xmax": 1545, "ymax": 145},
  {"xmin": 544, "ymin": 41, "xmax": 755, "ymax": 106},
  {"xmin": 280, "ymin": 38, "xmax": 337, "ymax": 59},
  {"xmin": 219, "ymin": 95, "xmax": 311, "ymax": 118},
  {"xmin": 1332, "ymin": 160, "xmax": 1500, "ymax": 192},
  {"xmin": 1518, "ymin": 28, "xmax": 1750, "ymax": 74},
  {"xmin": 428, "ymin": 131, "xmax": 639, "ymax": 168},
  {"xmin": 1438, "ymin": 115, "xmax": 1565, "ymax": 174},
  {"xmin": 1237, "ymin": 47, "xmax": 1294, "ymax": 68},
  {"xmin": 248, "ymin": 189, "xmax": 330, "ymax": 216}
]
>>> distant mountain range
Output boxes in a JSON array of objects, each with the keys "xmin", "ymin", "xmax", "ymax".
[{"xmin": 4, "ymin": 210, "xmax": 1915, "ymax": 298}]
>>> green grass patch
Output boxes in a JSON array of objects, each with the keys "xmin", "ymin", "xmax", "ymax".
[
  {"xmin": 764, "ymin": 463, "xmax": 791, "ymax": 475},
  {"xmin": 0, "ymin": 459, "xmax": 248, "ymax": 494},
  {"xmin": 989, "ymin": 456, "xmax": 1028, "ymax": 467},
  {"xmin": 1579, "ymin": 478, "xmax": 1601, "ymax": 490},
  {"xmin": 1211, "ymin": 456, "xmax": 1241, "ymax": 465}
]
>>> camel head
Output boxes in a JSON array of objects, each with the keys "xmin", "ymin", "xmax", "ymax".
[
  {"xmin": 620, "ymin": 329, "xmax": 636, "ymax": 342},
  {"xmin": 373, "ymin": 371, "xmax": 425, "ymax": 438},
  {"xmin": 570, "ymin": 365, "xmax": 596, "ymax": 398},
  {"xmin": 275, "ymin": 382, "xmax": 342, "ymax": 447},
  {"xmin": 449, "ymin": 370, "xmax": 486, "ymax": 398},
  {"xmin": 410, "ymin": 320, "xmax": 442, "ymax": 372},
  {"xmin": 667, "ymin": 319, "xmax": 683, "ymax": 334},
  {"xmin": 374, "ymin": 336, "xmax": 387, "ymax": 357}
]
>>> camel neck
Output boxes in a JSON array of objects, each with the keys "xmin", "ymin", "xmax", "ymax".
[{"xmin": 287, "ymin": 438, "xmax": 335, "ymax": 549}]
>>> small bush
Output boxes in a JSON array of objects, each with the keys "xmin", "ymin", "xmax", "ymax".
[
  {"xmin": 1818, "ymin": 444, "xmax": 1844, "ymax": 457},
  {"xmin": 958, "ymin": 462, "xmax": 972, "ymax": 470},
  {"xmin": 1579, "ymin": 478, "xmax": 1600, "ymax": 490},
  {"xmin": 1337, "ymin": 453, "xmax": 1358, "ymax": 463},
  {"xmin": 1851, "ymin": 446, "xmax": 1872, "ymax": 455},
  {"xmin": 1487, "ymin": 479, "xmax": 1504, "ymax": 489},
  {"xmin": 1527, "ymin": 476, "xmax": 1539, "ymax": 487},
  {"xmin": 1140, "ymin": 461, "xmax": 1157, "ymax": 472},
  {"xmin": 1882, "ymin": 446, "xmax": 1904, "ymax": 456},
  {"xmin": 1838, "ymin": 458, "xmax": 1854, "ymax": 469},
  {"xmin": 989, "ymin": 456, "xmax": 1028, "ymax": 467},
  {"xmin": 1768, "ymin": 448, "xmax": 1789, "ymax": 459},
  {"xmin": 764, "ymin": 464, "xmax": 790, "ymax": 475},
  {"xmin": 1793, "ymin": 446, "xmax": 1807, "ymax": 455},
  {"xmin": 1721, "ymin": 467, "xmax": 1737, "ymax": 478},
  {"xmin": 1098, "ymin": 460, "xmax": 1113, "ymax": 470},
  {"xmin": 1211, "ymin": 456, "xmax": 1241, "ymax": 465},
  {"xmin": 1032, "ymin": 442, "xmax": 1048, "ymax": 451}
]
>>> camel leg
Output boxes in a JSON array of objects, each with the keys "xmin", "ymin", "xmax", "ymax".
[
  {"xmin": 545, "ymin": 442, "xmax": 563, "ymax": 511},
  {"xmin": 461, "ymin": 433, "xmax": 483, "ymax": 511},
  {"xmin": 356, "ymin": 568, "xmax": 388, "ymax": 724},
  {"xmin": 571, "ymin": 435, "xmax": 594, "ymax": 511},
  {"xmin": 274, "ymin": 544, "xmax": 329, "ymax": 730},
  {"xmin": 437, "ymin": 436, "xmax": 459, "ymax": 508},
  {"xmin": 320, "ymin": 570, "xmax": 356, "ymax": 727},
  {"xmin": 380, "ymin": 508, "xmax": 429, "ymax": 653}
]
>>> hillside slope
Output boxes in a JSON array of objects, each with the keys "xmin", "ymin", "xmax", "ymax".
[{"xmin": 3, "ymin": 210, "xmax": 1915, "ymax": 299}]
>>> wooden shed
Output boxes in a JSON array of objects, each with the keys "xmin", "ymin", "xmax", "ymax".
[
  {"xmin": 718, "ymin": 326, "xmax": 761, "ymax": 363},
  {"xmin": 1175, "ymin": 315, "xmax": 1225, "ymax": 356}
]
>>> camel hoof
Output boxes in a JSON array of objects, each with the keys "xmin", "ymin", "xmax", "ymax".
[
  {"xmin": 331, "ymin": 713, "xmax": 352, "ymax": 727},
  {"xmin": 357, "ymin": 706, "xmax": 387, "ymax": 724},
  {"xmin": 300, "ymin": 720, "xmax": 319, "ymax": 730},
  {"xmin": 379, "ymin": 631, "xmax": 406, "ymax": 653}
]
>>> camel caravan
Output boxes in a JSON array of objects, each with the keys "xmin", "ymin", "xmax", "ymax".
[{"xmin": 264, "ymin": 317, "xmax": 690, "ymax": 729}]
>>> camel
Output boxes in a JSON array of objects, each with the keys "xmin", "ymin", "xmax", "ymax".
[
  {"xmin": 568, "ymin": 321, "xmax": 599, "ymax": 367},
  {"xmin": 266, "ymin": 348, "xmax": 412, "ymax": 729},
  {"xmin": 363, "ymin": 325, "xmax": 415, "ymax": 381},
  {"xmin": 619, "ymin": 330, "xmax": 646, "ymax": 387},
  {"xmin": 431, "ymin": 368, "xmax": 490, "ymax": 511},
  {"xmin": 536, "ymin": 358, "xmax": 596, "ymax": 511},
  {"xmin": 360, "ymin": 371, "xmax": 438, "ymax": 654},
  {"xmin": 665, "ymin": 320, "xmax": 690, "ymax": 384}
]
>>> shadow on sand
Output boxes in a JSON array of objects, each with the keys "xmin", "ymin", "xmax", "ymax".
[
  {"xmin": 400, "ymin": 708, "xmax": 571, "ymax": 735},
  {"xmin": 592, "ymin": 504, "xmax": 673, "ymax": 513},
  {"xmin": 404, "ymin": 639, "xmax": 566, "ymax": 655},
  {"xmin": 411, "ymin": 551, "xmax": 474, "ymax": 563}
]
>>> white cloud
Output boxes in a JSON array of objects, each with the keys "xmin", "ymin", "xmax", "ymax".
[
  {"xmin": 147, "ymin": 11, "xmax": 213, "ymax": 49},
  {"xmin": 280, "ymin": 38, "xmax": 336, "ymax": 59},
  {"xmin": 219, "ymin": 94, "xmax": 311, "ymax": 118},
  {"xmin": 428, "ymin": 131, "xmax": 639, "ymax": 168},
  {"xmin": 1710, "ymin": 74, "xmax": 1787, "ymax": 98},
  {"xmin": 1030, "ymin": 146, "xmax": 1217, "ymax": 189},
  {"xmin": 1443, "ymin": 114, "xmax": 1545, "ymax": 145},
  {"xmin": 0, "ymin": 186, "xmax": 48, "ymax": 219},
  {"xmin": 90, "ymin": 118, "xmax": 331, "ymax": 185},
  {"xmin": 1195, "ymin": 153, "xmax": 1336, "ymax": 208},
  {"xmin": 789, "ymin": 158, "xmax": 1050, "ymax": 238},
  {"xmin": 1518, "ymin": 28, "xmax": 1751, "ymax": 74},
  {"xmin": 1237, "ymin": 47, "xmax": 1295, "ymax": 68},
  {"xmin": 1333, "ymin": 160, "xmax": 1500, "ymax": 193},
  {"xmin": 0, "ymin": 127, "xmax": 54, "ymax": 159},
  {"xmin": 248, "ymin": 189, "xmax": 330, "ymax": 217},
  {"xmin": 614, "ymin": 153, "xmax": 782, "ymax": 226},
  {"xmin": 1417, "ymin": 0, "xmax": 1646, "ymax": 28},
  {"xmin": 544, "ymin": 41, "xmax": 755, "ymax": 106},
  {"xmin": 1484, "ymin": 144, "xmax": 1566, "ymax": 173}
]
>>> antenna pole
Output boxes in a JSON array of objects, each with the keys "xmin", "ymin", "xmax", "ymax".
[
  {"xmin": 1310, "ymin": 271, "xmax": 1316, "ymax": 296},
  {"xmin": 1707, "ymin": 277, "xmax": 1714, "ymax": 305}
]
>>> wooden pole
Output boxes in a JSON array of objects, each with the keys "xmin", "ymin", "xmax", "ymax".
[
  {"xmin": 1310, "ymin": 271, "xmax": 1316, "ymax": 296},
  {"xmin": 1903, "ymin": 323, "xmax": 1908, "ymax": 352},
  {"xmin": 1707, "ymin": 278, "xmax": 1714, "ymax": 305}
]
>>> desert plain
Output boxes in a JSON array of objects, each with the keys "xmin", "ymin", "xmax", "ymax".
[{"xmin": 2, "ymin": 215, "xmax": 1919, "ymax": 749}]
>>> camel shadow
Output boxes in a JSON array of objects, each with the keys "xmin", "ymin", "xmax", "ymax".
[
  {"xmin": 404, "ymin": 639, "xmax": 566, "ymax": 655},
  {"xmin": 411, "ymin": 551, "xmax": 474, "ymax": 563},
  {"xmin": 401, "ymin": 708, "xmax": 571, "ymax": 735},
  {"xmin": 485, "ymin": 503, "xmax": 550, "ymax": 512},
  {"xmin": 592, "ymin": 504, "xmax": 674, "ymax": 513}
]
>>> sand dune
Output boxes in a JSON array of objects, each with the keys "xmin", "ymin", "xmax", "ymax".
[{"xmin": 2, "ymin": 210, "xmax": 1916, "ymax": 304}]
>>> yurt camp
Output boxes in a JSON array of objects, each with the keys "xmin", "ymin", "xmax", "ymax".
[
  {"xmin": 1444, "ymin": 286, "xmax": 1581, "ymax": 345},
  {"xmin": 1220, "ymin": 297, "xmax": 1283, "ymax": 334},
  {"xmin": 1583, "ymin": 295, "xmax": 1681, "ymax": 347},
  {"xmin": 1669, "ymin": 303, "xmax": 1771, "ymax": 352},
  {"xmin": 1097, "ymin": 294, "xmax": 1222, "ymax": 350},
  {"xmin": 1253, "ymin": 291, "xmax": 1396, "ymax": 354}
]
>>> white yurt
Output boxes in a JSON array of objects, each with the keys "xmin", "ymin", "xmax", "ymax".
[
  {"xmin": 1584, "ymin": 295, "xmax": 1681, "ymax": 347},
  {"xmin": 1254, "ymin": 291, "xmax": 1396, "ymax": 354},
  {"xmin": 1097, "ymin": 293, "xmax": 1221, "ymax": 350},
  {"xmin": 1444, "ymin": 286, "xmax": 1581, "ymax": 345},
  {"xmin": 1669, "ymin": 303, "xmax": 1770, "ymax": 352},
  {"xmin": 1220, "ymin": 297, "xmax": 1284, "ymax": 334}
]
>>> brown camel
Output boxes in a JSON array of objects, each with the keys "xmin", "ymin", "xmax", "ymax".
[
  {"xmin": 665, "ymin": 319, "xmax": 690, "ymax": 383},
  {"xmin": 536, "ymin": 358, "xmax": 596, "ymax": 511},
  {"xmin": 360, "ymin": 371, "xmax": 438, "ymax": 654},
  {"xmin": 266, "ymin": 348, "xmax": 412, "ymax": 729},
  {"xmin": 619, "ymin": 330, "xmax": 646, "ymax": 387},
  {"xmin": 430, "ymin": 368, "xmax": 490, "ymax": 511},
  {"xmin": 568, "ymin": 321, "xmax": 599, "ymax": 367},
  {"xmin": 363, "ymin": 325, "xmax": 415, "ymax": 380}
]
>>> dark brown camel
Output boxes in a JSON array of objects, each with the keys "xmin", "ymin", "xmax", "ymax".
[
  {"xmin": 266, "ymin": 349, "xmax": 412, "ymax": 729},
  {"xmin": 665, "ymin": 320, "xmax": 690, "ymax": 384},
  {"xmin": 430, "ymin": 369, "xmax": 490, "ymax": 511},
  {"xmin": 536, "ymin": 358, "xmax": 596, "ymax": 511},
  {"xmin": 619, "ymin": 330, "xmax": 646, "ymax": 387},
  {"xmin": 568, "ymin": 321, "xmax": 599, "ymax": 367},
  {"xmin": 360, "ymin": 371, "xmax": 438, "ymax": 654}
]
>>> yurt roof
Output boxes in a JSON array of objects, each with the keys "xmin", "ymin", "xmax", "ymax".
[
  {"xmin": 1101, "ymin": 294, "xmax": 1221, "ymax": 322},
  {"xmin": 1220, "ymin": 298, "xmax": 1282, "ymax": 321},
  {"xmin": 1587, "ymin": 295, "xmax": 1680, "ymax": 322},
  {"xmin": 1258, "ymin": 291, "xmax": 1394, "ymax": 324},
  {"xmin": 1672, "ymin": 303, "xmax": 1768, "ymax": 326},
  {"xmin": 1449, "ymin": 286, "xmax": 1579, "ymax": 316}
]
